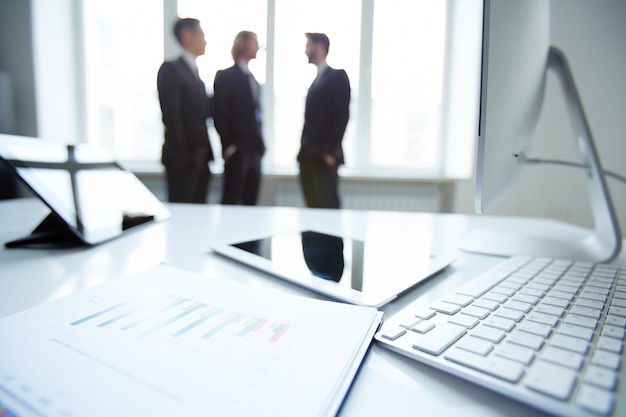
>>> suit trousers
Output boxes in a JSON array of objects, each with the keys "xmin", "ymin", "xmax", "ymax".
[
  {"xmin": 165, "ymin": 163, "xmax": 211, "ymax": 204},
  {"xmin": 221, "ymin": 151, "xmax": 263, "ymax": 205},
  {"xmin": 298, "ymin": 156, "xmax": 340, "ymax": 209}
]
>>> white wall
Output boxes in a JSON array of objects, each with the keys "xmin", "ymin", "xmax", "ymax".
[
  {"xmin": 31, "ymin": 0, "xmax": 83, "ymax": 142},
  {"xmin": 454, "ymin": 0, "xmax": 626, "ymax": 236}
]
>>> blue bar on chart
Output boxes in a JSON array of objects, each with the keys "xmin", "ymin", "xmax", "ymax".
[
  {"xmin": 202, "ymin": 312, "xmax": 246, "ymax": 339},
  {"xmin": 137, "ymin": 301, "xmax": 206, "ymax": 339},
  {"xmin": 70, "ymin": 299, "xmax": 134, "ymax": 326},
  {"xmin": 172, "ymin": 306, "xmax": 224, "ymax": 337},
  {"xmin": 121, "ymin": 296, "xmax": 189, "ymax": 331}
]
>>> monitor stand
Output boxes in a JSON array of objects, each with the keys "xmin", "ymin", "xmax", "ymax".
[
  {"xmin": 461, "ymin": 46, "xmax": 622, "ymax": 263},
  {"xmin": 5, "ymin": 211, "xmax": 85, "ymax": 249}
]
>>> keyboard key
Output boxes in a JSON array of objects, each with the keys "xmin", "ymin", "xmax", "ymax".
[
  {"xmin": 569, "ymin": 306, "xmax": 601, "ymax": 320},
  {"xmin": 524, "ymin": 360, "xmax": 577, "ymax": 400},
  {"xmin": 462, "ymin": 306, "xmax": 491, "ymax": 319},
  {"xmin": 411, "ymin": 323, "xmax": 467, "ymax": 355},
  {"xmin": 471, "ymin": 325, "xmax": 505, "ymax": 343},
  {"xmin": 541, "ymin": 346, "xmax": 584, "ymax": 370},
  {"xmin": 499, "ymin": 281, "xmax": 522, "ymax": 291},
  {"xmin": 590, "ymin": 351, "xmax": 621, "ymax": 370},
  {"xmin": 380, "ymin": 325, "xmax": 406, "ymax": 341},
  {"xmin": 455, "ymin": 337, "xmax": 493, "ymax": 356},
  {"xmin": 605, "ymin": 315, "xmax": 626, "ymax": 327},
  {"xmin": 579, "ymin": 290, "xmax": 608, "ymax": 302},
  {"xmin": 442, "ymin": 293, "xmax": 474, "ymax": 307},
  {"xmin": 575, "ymin": 385, "xmax": 614, "ymax": 416},
  {"xmin": 491, "ymin": 286, "xmax": 515, "ymax": 297},
  {"xmin": 494, "ymin": 308, "xmax": 525, "ymax": 322},
  {"xmin": 596, "ymin": 336, "xmax": 623, "ymax": 354},
  {"xmin": 608, "ymin": 306, "xmax": 626, "ymax": 318},
  {"xmin": 430, "ymin": 301, "xmax": 461, "ymax": 315},
  {"xmin": 495, "ymin": 342, "xmax": 535, "ymax": 365},
  {"xmin": 547, "ymin": 290, "xmax": 574, "ymax": 301},
  {"xmin": 472, "ymin": 298, "xmax": 499, "ymax": 311},
  {"xmin": 612, "ymin": 298, "xmax": 626, "ymax": 308},
  {"xmin": 563, "ymin": 314, "xmax": 597, "ymax": 329},
  {"xmin": 602, "ymin": 325, "xmax": 625, "ymax": 340},
  {"xmin": 448, "ymin": 314, "xmax": 479, "ymax": 329},
  {"xmin": 550, "ymin": 334, "xmax": 589, "ymax": 355},
  {"xmin": 540, "ymin": 296, "xmax": 570, "ymax": 309},
  {"xmin": 483, "ymin": 316, "xmax": 515, "ymax": 332},
  {"xmin": 409, "ymin": 320, "xmax": 435, "ymax": 334},
  {"xmin": 558, "ymin": 323, "xmax": 594, "ymax": 341},
  {"xmin": 533, "ymin": 304, "xmax": 565, "ymax": 318},
  {"xmin": 482, "ymin": 292, "xmax": 508, "ymax": 303},
  {"xmin": 526, "ymin": 312, "xmax": 559, "ymax": 327},
  {"xmin": 507, "ymin": 331, "xmax": 544, "ymax": 351},
  {"xmin": 583, "ymin": 365, "xmax": 618, "ymax": 390},
  {"xmin": 575, "ymin": 298, "xmax": 604, "ymax": 310},
  {"xmin": 517, "ymin": 321, "xmax": 552, "ymax": 338},
  {"xmin": 445, "ymin": 348, "xmax": 524, "ymax": 383},
  {"xmin": 503, "ymin": 300, "xmax": 532, "ymax": 313},
  {"xmin": 518, "ymin": 288, "xmax": 545, "ymax": 298},
  {"xmin": 511, "ymin": 294, "xmax": 539, "ymax": 305}
]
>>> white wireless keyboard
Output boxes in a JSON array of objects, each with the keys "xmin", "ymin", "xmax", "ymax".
[{"xmin": 375, "ymin": 256, "xmax": 625, "ymax": 417}]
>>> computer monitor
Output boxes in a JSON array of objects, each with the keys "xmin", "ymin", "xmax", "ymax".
[
  {"xmin": 0, "ymin": 134, "xmax": 171, "ymax": 248},
  {"xmin": 461, "ymin": 0, "xmax": 622, "ymax": 263}
]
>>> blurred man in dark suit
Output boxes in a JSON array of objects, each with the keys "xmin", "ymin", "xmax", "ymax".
[
  {"xmin": 157, "ymin": 18, "xmax": 214, "ymax": 203},
  {"xmin": 213, "ymin": 31, "xmax": 265, "ymax": 205},
  {"xmin": 298, "ymin": 32, "xmax": 350, "ymax": 209}
]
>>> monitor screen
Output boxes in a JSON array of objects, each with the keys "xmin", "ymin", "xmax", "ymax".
[
  {"xmin": 475, "ymin": 0, "xmax": 550, "ymax": 214},
  {"xmin": 0, "ymin": 134, "xmax": 170, "ymax": 247},
  {"xmin": 465, "ymin": 0, "xmax": 621, "ymax": 262}
]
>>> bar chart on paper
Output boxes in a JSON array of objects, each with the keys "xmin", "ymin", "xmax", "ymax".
[
  {"xmin": 70, "ymin": 293, "xmax": 291, "ymax": 343},
  {"xmin": 0, "ymin": 265, "xmax": 382, "ymax": 417},
  {"xmin": 63, "ymin": 290, "xmax": 299, "ymax": 405}
]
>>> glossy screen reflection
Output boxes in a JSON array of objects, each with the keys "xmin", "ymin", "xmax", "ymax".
[{"xmin": 232, "ymin": 230, "xmax": 435, "ymax": 293}]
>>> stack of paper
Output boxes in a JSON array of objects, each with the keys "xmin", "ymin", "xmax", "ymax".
[{"xmin": 0, "ymin": 265, "xmax": 382, "ymax": 417}]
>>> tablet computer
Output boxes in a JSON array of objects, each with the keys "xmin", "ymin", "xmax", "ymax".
[
  {"xmin": 0, "ymin": 134, "xmax": 170, "ymax": 248},
  {"xmin": 212, "ymin": 230, "xmax": 455, "ymax": 308}
]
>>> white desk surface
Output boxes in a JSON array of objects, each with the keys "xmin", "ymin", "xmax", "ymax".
[{"xmin": 1, "ymin": 198, "xmax": 624, "ymax": 416}]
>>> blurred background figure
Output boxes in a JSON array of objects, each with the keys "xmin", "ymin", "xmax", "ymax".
[
  {"xmin": 213, "ymin": 31, "xmax": 265, "ymax": 205},
  {"xmin": 157, "ymin": 18, "xmax": 214, "ymax": 203},
  {"xmin": 298, "ymin": 32, "xmax": 350, "ymax": 209}
]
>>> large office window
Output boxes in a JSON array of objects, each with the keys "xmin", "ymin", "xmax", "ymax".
[
  {"xmin": 370, "ymin": 0, "xmax": 446, "ymax": 170},
  {"xmin": 80, "ymin": 0, "xmax": 480, "ymax": 176},
  {"xmin": 81, "ymin": 0, "xmax": 164, "ymax": 161}
]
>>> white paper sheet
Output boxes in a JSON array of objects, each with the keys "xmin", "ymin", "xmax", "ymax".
[{"xmin": 0, "ymin": 264, "xmax": 382, "ymax": 417}]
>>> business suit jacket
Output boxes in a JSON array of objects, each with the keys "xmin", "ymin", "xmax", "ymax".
[
  {"xmin": 299, "ymin": 67, "xmax": 351, "ymax": 165},
  {"xmin": 213, "ymin": 64, "xmax": 265, "ymax": 155},
  {"xmin": 157, "ymin": 57, "xmax": 214, "ymax": 171}
]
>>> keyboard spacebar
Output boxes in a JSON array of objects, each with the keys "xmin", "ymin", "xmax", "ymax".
[
  {"xmin": 455, "ymin": 268, "xmax": 511, "ymax": 298},
  {"xmin": 412, "ymin": 323, "xmax": 467, "ymax": 355}
]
